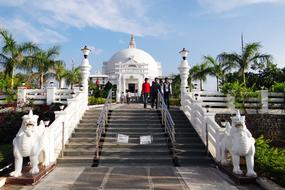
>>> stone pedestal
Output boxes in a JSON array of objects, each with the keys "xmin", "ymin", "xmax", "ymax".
[
  {"xmin": 217, "ymin": 163, "xmax": 257, "ymax": 184},
  {"xmin": 5, "ymin": 164, "xmax": 55, "ymax": 185}
]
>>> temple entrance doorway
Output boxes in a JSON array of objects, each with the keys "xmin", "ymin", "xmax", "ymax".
[{"xmin": 128, "ymin": 83, "xmax": 136, "ymax": 93}]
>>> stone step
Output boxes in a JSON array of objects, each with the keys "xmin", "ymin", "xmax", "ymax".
[
  {"xmin": 72, "ymin": 132, "xmax": 97, "ymax": 137},
  {"xmin": 106, "ymin": 128, "xmax": 164, "ymax": 133},
  {"xmin": 108, "ymin": 118, "xmax": 161, "ymax": 124},
  {"xmin": 57, "ymin": 156, "xmax": 96, "ymax": 166},
  {"xmin": 74, "ymin": 128, "xmax": 97, "ymax": 133},
  {"xmin": 108, "ymin": 114, "xmax": 161, "ymax": 119},
  {"xmin": 175, "ymin": 143, "xmax": 206, "ymax": 149},
  {"xmin": 80, "ymin": 119, "xmax": 99, "ymax": 123},
  {"xmin": 107, "ymin": 123, "xmax": 163, "ymax": 128},
  {"xmin": 103, "ymin": 137, "xmax": 168, "ymax": 144},
  {"xmin": 176, "ymin": 156, "xmax": 215, "ymax": 166},
  {"xmin": 100, "ymin": 150, "xmax": 171, "ymax": 157},
  {"xmin": 77, "ymin": 123, "xmax": 97, "ymax": 127},
  {"xmin": 104, "ymin": 132, "xmax": 167, "ymax": 138},
  {"xmin": 63, "ymin": 149, "xmax": 97, "ymax": 156},
  {"xmin": 108, "ymin": 120, "xmax": 161, "ymax": 124},
  {"xmin": 98, "ymin": 157, "xmax": 174, "ymax": 166},
  {"xmin": 110, "ymin": 109, "xmax": 159, "ymax": 113},
  {"xmin": 101, "ymin": 143, "xmax": 169, "ymax": 149},
  {"xmin": 175, "ymin": 149, "xmax": 207, "ymax": 157}
]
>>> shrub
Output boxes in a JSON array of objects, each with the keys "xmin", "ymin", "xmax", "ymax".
[
  {"xmin": 255, "ymin": 136, "xmax": 285, "ymax": 186},
  {"xmin": 271, "ymin": 82, "xmax": 285, "ymax": 92},
  {"xmin": 169, "ymin": 98, "xmax": 181, "ymax": 106},
  {"xmin": 88, "ymin": 96, "xmax": 106, "ymax": 105}
]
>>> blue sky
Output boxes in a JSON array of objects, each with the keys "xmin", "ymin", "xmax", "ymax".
[{"xmin": 0, "ymin": 0, "xmax": 285, "ymax": 90}]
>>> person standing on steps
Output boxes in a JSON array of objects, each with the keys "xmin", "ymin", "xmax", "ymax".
[
  {"xmin": 142, "ymin": 78, "xmax": 150, "ymax": 108},
  {"xmin": 163, "ymin": 77, "xmax": 172, "ymax": 109},
  {"xmin": 151, "ymin": 78, "xmax": 160, "ymax": 109}
]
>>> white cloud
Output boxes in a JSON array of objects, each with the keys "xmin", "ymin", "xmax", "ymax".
[
  {"xmin": 0, "ymin": 17, "xmax": 67, "ymax": 43},
  {"xmin": 198, "ymin": 0, "xmax": 285, "ymax": 13},
  {"xmin": 0, "ymin": 0, "xmax": 167, "ymax": 37},
  {"xmin": 88, "ymin": 46, "xmax": 103, "ymax": 55}
]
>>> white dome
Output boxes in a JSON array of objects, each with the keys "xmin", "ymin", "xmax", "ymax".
[{"xmin": 108, "ymin": 48, "xmax": 157, "ymax": 66}]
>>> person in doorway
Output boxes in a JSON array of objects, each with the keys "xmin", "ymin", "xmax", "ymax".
[
  {"xmin": 163, "ymin": 77, "xmax": 172, "ymax": 109},
  {"xmin": 150, "ymin": 78, "xmax": 160, "ymax": 109},
  {"xmin": 142, "ymin": 78, "xmax": 150, "ymax": 108},
  {"xmin": 126, "ymin": 90, "xmax": 130, "ymax": 104},
  {"xmin": 120, "ymin": 92, "xmax": 125, "ymax": 104}
]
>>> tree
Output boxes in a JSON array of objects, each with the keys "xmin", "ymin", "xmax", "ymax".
[
  {"xmin": 0, "ymin": 29, "xmax": 37, "ymax": 89},
  {"xmin": 65, "ymin": 67, "xmax": 81, "ymax": 89},
  {"xmin": 31, "ymin": 46, "xmax": 61, "ymax": 88},
  {"xmin": 204, "ymin": 55, "xmax": 235, "ymax": 92},
  {"xmin": 219, "ymin": 42, "xmax": 272, "ymax": 85},
  {"xmin": 53, "ymin": 61, "xmax": 66, "ymax": 88},
  {"xmin": 190, "ymin": 62, "xmax": 211, "ymax": 91}
]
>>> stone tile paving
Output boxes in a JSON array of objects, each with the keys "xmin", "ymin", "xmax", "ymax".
[
  {"xmin": 177, "ymin": 167, "xmax": 262, "ymax": 190},
  {"xmin": 2, "ymin": 166, "xmax": 264, "ymax": 190}
]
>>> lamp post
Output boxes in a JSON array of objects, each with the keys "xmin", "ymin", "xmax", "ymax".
[
  {"xmin": 80, "ymin": 45, "xmax": 92, "ymax": 102},
  {"xmin": 178, "ymin": 48, "xmax": 190, "ymax": 109}
]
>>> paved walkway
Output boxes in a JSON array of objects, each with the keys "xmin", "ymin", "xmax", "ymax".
[{"xmin": 2, "ymin": 166, "xmax": 262, "ymax": 190}]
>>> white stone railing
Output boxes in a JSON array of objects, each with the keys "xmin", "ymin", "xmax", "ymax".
[
  {"xmin": 17, "ymin": 87, "xmax": 75, "ymax": 105},
  {"xmin": 191, "ymin": 90, "xmax": 285, "ymax": 114},
  {"xmin": 46, "ymin": 91, "xmax": 88, "ymax": 163},
  {"xmin": 182, "ymin": 94, "xmax": 225, "ymax": 161}
]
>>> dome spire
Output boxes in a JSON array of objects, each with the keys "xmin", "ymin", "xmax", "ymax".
[{"xmin": 129, "ymin": 34, "xmax": 136, "ymax": 48}]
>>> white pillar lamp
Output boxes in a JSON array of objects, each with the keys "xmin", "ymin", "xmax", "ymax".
[
  {"xmin": 178, "ymin": 48, "xmax": 190, "ymax": 109},
  {"xmin": 80, "ymin": 45, "xmax": 92, "ymax": 100}
]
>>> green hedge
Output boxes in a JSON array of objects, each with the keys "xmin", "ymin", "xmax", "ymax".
[
  {"xmin": 255, "ymin": 136, "xmax": 285, "ymax": 186},
  {"xmin": 88, "ymin": 96, "xmax": 106, "ymax": 105},
  {"xmin": 169, "ymin": 98, "xmax": 181, "ymax": 106}
]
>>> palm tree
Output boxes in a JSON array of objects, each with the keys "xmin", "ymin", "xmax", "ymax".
[
  {"xmin": 65, "ymin": 67, "xmax": 81, "ymax": 89},
  {"xmin": 53, "ymin": 61, "xmax": 66, "ymax": 88},
  {"xmin": 0, "ymin": 29, "xmax": 38, "ymax": 89},
  {"xmin": 219, "ymin": 42, "xmax": 271, "ymax": 85},
  {"xmin": 31, "ymin": 46, "xmax": 61, "ymax": 88},
  {"xmin": 204, "ymin": 55, "xmax": 235, "ymax": 91},
  {"xmin": 190, "ymin": 62, "xmax": 211, "ymax": 91}
]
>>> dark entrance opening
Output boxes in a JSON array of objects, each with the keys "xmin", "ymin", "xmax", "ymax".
[{"xmin": 128, "ymin": 83, "xmax": 135, "ymax": 93}]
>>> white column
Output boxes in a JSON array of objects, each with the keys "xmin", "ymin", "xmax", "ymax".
[
  {"xmin": 260, "ymin": 90, "xmax": 269, "ymax": 113},
  {"xmin": 122, "ymin": 75, "xmax": 126, "ymax": 95},
  {"xmin": 17, "ymin": 86, "xmax": 27, "ymax": 108},
  {"xmin": 46, "ymin": 87, "xmax": 56, "ymax": 105},
  {"xmin": 116, "ymin": 74, "xmax": 122, "ymax": 102},
  {"xmin": 178, "ymin": 59, "xmax": 190, "ymax": 109},
  {"xmin": 80, "ymin": 48, "xmax": 92, "ymax": 103}
]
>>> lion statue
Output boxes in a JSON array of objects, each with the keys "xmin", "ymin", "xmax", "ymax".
[
  {"xmin": 10, "ymin": 110, "xmax": 50, "ymax": 177},
  {"xmin": 220, "ymin": 110, "xmax": 257, "ymax": 177}
]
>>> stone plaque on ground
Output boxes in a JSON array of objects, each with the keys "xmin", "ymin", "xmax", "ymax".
[
  {"xmin": 140, "ymin": 135, "xmax": 152, "ymax": 144},
  {"xmin": 117, "ymin": 134, "xmax": 129, "ymax": 143}
]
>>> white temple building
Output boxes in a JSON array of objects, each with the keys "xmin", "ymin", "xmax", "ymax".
[{"xmin": 100, "ymin": 35, "xmax": 163, "ymax": 101}]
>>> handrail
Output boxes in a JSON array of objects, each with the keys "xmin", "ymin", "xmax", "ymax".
[
  {"xmin": 157, "ymin": 91, "xmax": 176, "ymax": 157},
  {"xmin": 95, "ymin": 89, "xmax": 113, "ymax": 158}
]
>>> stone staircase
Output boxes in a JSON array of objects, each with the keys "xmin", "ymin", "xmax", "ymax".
[
  {"xmin": 57, "ymin": 108, "xmax": 101, "ymax": 166},
  {"xmin": 98, "ymin": 109, "xmax": 174, "ymax": 166},
  {"xmin": 57, "ymin": 106, "xmax": 214, "ymax": 168},
  {"xmin": 170, "ymin": 108, "xmax": 215, "ymax": 166}
]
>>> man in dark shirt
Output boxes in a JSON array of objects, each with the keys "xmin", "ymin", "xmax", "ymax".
[
  {"xmin": 150, "ymin": 78, "xmax": 160, "ymax": 109},
  {"xmin": 163, "ymin": 77, "xmax": 172, "ymax": 109}
]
